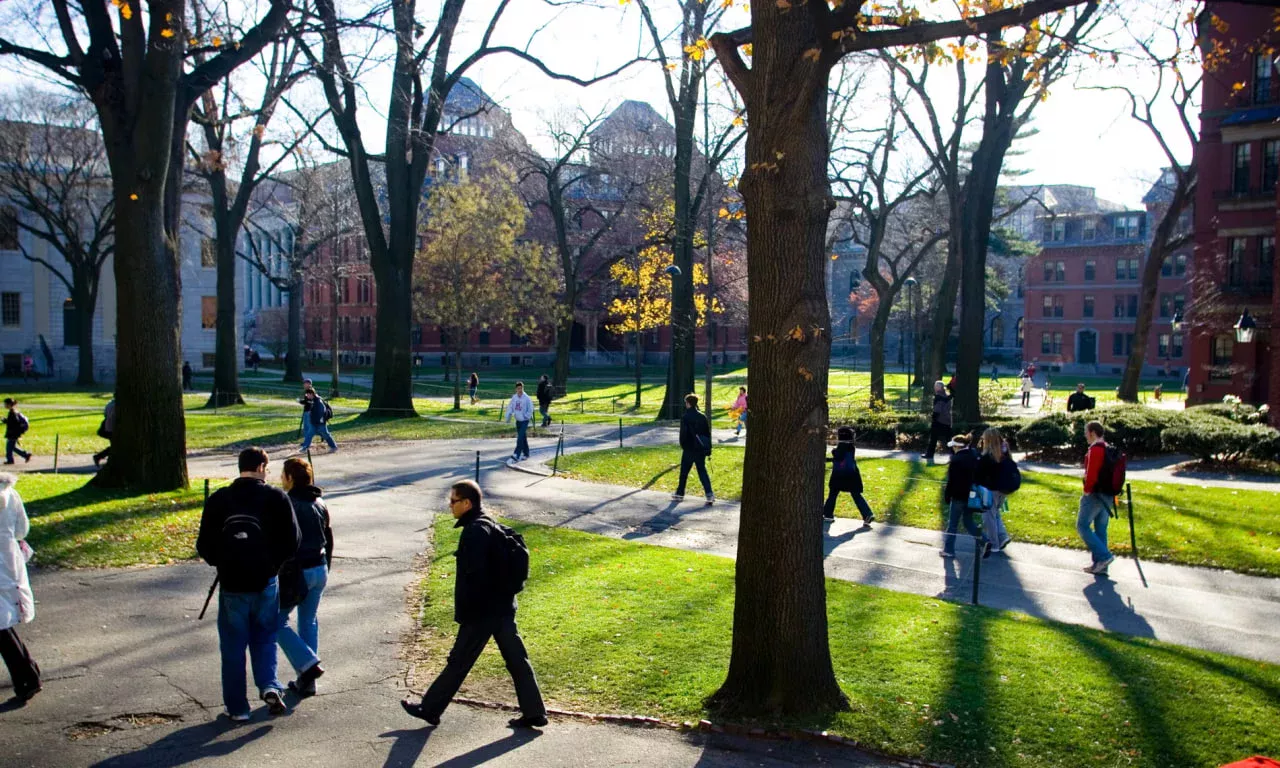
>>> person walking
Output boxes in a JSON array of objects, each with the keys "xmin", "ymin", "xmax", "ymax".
[
  {"xmin": 182, "ymin": 361, "xmax": 193, "ymax": 391},
  {"xmin": 402, "ymin": 480, "xmax": 547, "ymax": 729},
  {"xmin": 730, "ymin": 387, "xmax": 748, "ymax": 436},
  {"xmin": 300, "ymin": 388, "xmax": 338, "ymax": 453},
  {"xmin": 20, "ymin": 356, "xmax": 33, "ymax": 383},
  {"xmin": 1078, "ymin": 421, "xmax": 1117, "ymax": 575},
  {"xmin": 975, "ymin": 428, "xmax": 1014, "ymax": 553},
  {"xmin": 297, "ymin": 381, "xmax": 314, "ymax": 443},
  {"xmin": 823, "ymin": 426, "xmax": 874, "ymax": 525},
  {"xmin": 1020, "ymin": 371, "xmax": 1034, "ymax": 408},
  {"xmin": 535, "ymin": 375, "xmax": 554, "ymax": 428},
  {"xmin": 3, "ymin": 399, "xmax": 31, "ymax": 465},
  {"xmin": 196, "ymin": 447, "xmax": 301, "ymax": 721},
  {"xmin": 93, "ymin": 398, "xmax": 115, "ymax": 468},
  {"xmin": 468, "ymin": 372, "xmax": 479, "ymax": 405},
  {"xmin": 673, "ymin": 394, "xmax": 714, "ymax": 505},
  {"xmin": 941, "ymin": 434, "xmax": 987, "ymax": 558},
  {"xmin": 0, "ymin": 472, "xmax": 40, "ymax": 701},
  {"xmin": 505, "ymin": 382, "xmax": 534, "ymax": 462},
  {"xmin": 990, "ymin": 364, "xmax": 998, "ymax": 382},
  {"xmin": 921, "ymin": 382, "xmax": 953, "ymax": 462},
  {"xmin": 276, "ymin": 457, "xmax": 332, "ymax": 699}
]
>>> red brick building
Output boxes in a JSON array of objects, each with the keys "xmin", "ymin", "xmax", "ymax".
[{"xmin": 1187, "ymin": 2, "xmax": 1279, "ymax": 413}]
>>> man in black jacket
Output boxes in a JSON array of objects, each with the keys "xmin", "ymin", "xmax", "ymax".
[
  {"xmin": 940, "ymin": 434, "xmax": 986, "ymax": 558},
  {"xmin": 1067, "ymin": 383, "xmax": 1094, "ymax": 413},
  {"xmin": 922, "ymin": 381, "xmax": 954, "ymax": 462},
  {"xmin": 673, "ymin": 393, "xmax": 714, "ymax": 505},
  {"xmin": 402, "ymin": 480, "xmax": 547, "ymax": 728},
  {"xmin": 536, "ymin": 374, "xmax": 554, "ymax": 428},
  {"xmin": 197, "ymin": 447, "xmax": 301, "ymax": 721}
]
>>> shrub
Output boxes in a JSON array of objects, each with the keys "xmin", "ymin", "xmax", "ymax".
[
  {"xmin": 1162, "ymin": 421, "xmax": 1280, "ymax": 462},
  {"xmin": 895, "ymin": 418, "xmax": 931, "ymax": 451},
  {"xmin": 1096, "ymin": 405, "xmax": 1176, "ymax": 455},
  {"xmin": 1018, "ymin": 413, "xmax": 1076, "ymax": 452}
]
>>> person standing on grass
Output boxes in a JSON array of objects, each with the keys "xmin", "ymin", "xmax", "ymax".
[
  {"xmin": 990, "ymin": 364, "xmax": 998, "ymax": 382},
  {"xmin": 976, "ymin": 428, "xmax": 1014, "ymax": 553},
  {"xmin": 402, "ymin": 480, "xmax": 547, "ymax": 729},
  {"xmin": 505, "ymin": 382, "xmax": 534, "ymax": 462},
  {"xmin": 182, "ymin": 361, "xmax": 193, "ymax": 391},
  {"xmin": 536, "ymin": 375, "xmax": 554, "ymax": 428},
  {"xmin": 468, "ymin": 372, "xmax": 480, "ymax": 405},
  {"xmin": 276, "ymin": 457, "xmax": 332, "ymax": 699},
  {"xmin": 731, "ymin": 387, "xmax": 748, "ymax": 436},
  {"xmin": 1067, "ymin": 383, "xmax": 1094, "ymax": 413},
  {"xmin": 196, "ymin": 447, "xmax": 301, "ymax": 721},
  {"xmin": 941, "ymin": 434, "xmax": 986, "ymax": 559},
  {"xmin": 673, "ymin": 393, "xmax": 715, "ymax": 506},
  {"xmin": 300, "ymin": 388, "xmax": 338, "ymax": 453},
  {"xmin": 93, "ymin": 398, "xmax": 115, "ymax": 468},
  {"xmin": 921, "ymin": 381, "xmax": 953, "ymax": 462},
  {"xmin": 3, "ymin": 399, "xmax": 31, "ymax": 465},
  {"xmin": 0, "ymin": 472, "xmax": 41, "ymax": 702},
  {"xmin": 823, "ymin": 426, "xmax": 874, "ymax": 526},
  {"xmin": 1020, "ymin": 372, "xmax": 1033, "ymax": 408},
  {"xmin": 1078, "ymin": 421, "xmax": 1116, "ymax": 576}
]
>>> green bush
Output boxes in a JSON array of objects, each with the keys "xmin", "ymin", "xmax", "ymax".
[
  {"xmin": 1096, "ymin": 405, "xmax": 1176, "ymax": 455},
  {"xmin": 1017, "ymin": 413, "xmax": 1077, "ymax": 451},
  {"xmin": 1162, "ymin": 422, "xmax": 1280, "ymax": 462},
  {"xmin": 895, "ymin": 418, "xmax": 931, "ymax": 450}
]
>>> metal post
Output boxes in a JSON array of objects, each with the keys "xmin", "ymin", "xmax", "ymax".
[
  {"xmin": 53, "ymin": 434, "xmax": 59, "ymax": 474},
  {"xmin": 971, "ymin": 536, "xmax": 982, "ymax": 606},
  {"xmin": 579, "ymin": 394, "xmax": 584, "ymax": 414},
  {"xmin": 1126, "ymin": 483, "xmax": 1139, "ymax": 561},
  {"xmin": 307, "ymin": 447, "xmax": 313, "ymax": 470},
  {"xmin": 204, "ymin": 478, "xmax": 210, "ymax": 503},
  {"xmin": 619, "ymin": 418, "xmax": 624, "ymax": 448},
  {"xmin": 475, "ymin": 451, "xmax": 480, "ymax": 483},
  {"xmin": 552, "ymin": 432, "xmax": 565, "ymax": 476}
]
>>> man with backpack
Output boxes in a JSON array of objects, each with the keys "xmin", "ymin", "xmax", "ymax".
[
  {"xmin": 402, "ymin": 480, "xmax": 547, "ymax": 729},
  {"xmin": 300, "ymin": 388, "xmax": 337, "ymax": 453},
  {"xmin": 941, "ymin": 434, "xmax": 986, "ymax": 559},
  {"xmin": 3, "ymin": 398, "xmax": 32, "ymax": 465},
  {"xmin": 922, "ymin": 381, "xmax": 954, "ymax": 462},
  {"xmin": 196, "ymin": 447, "xmax": 301, "ymax": 721},
  {"xmin": 1079, "ymin": 420, "xmax": 1121, "ymax": 575}
]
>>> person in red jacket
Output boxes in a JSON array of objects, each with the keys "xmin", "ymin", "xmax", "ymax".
[{"xmin": 1078, "ymin": 421, "xmax": 1116, "ymax": 575}]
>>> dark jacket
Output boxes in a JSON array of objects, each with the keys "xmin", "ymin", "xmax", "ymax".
[
  {"xmin": 1066, "ymin": 392, "xmax": 1093, "ymax": 412},
  {"xmin": 298, "ymin": 395, "xmax": 313, "ymax": 413},
  {"xmin": 826, "ymin": 442, "xmax": 863, "ymax": 493},
  {"xmin": 307, "ymin": 395, "xmax": 329, "ymax": 425},
  {"xmin": 288, "ymin": 485, "xmax": 334, "ymax": 569},
  {"xmin": 944, "ymin": 447, "xmax": 979, "ymax": 504},
  {"xmin": 197, "ymin": 477, "xmax": 301, "ymax": 593},
  {"xmin": 4, "ymin": 410, "xmax": 28, "ymax": 441},
  {"xmin": 679, "ymin": 407, "xmax": 712, "ymax": 456},
  {"xmin": 536, "ymin": 380, "xmax": 553, "ymax": 407},
  {"xmin": 931, "ymin": 393, "xmax": 953, "ymax": 427},
  {"xmin": 975, "ymin": 452, "xmax": 1001, "ymax": 491},
  {"xmin": 452, "ymin": 509, "xmax": 517, "ymax": 625}
]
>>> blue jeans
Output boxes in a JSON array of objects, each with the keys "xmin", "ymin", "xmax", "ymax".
[
  {"xmin": 300, "ymin": 418, "xmax": 314, "ymax": 448},
  {"xmin": 513, "ymin": 420, "xmax": 530, "ymax": 458},
  {"xmin": 735, "ymin": 411, "xmax": 747, "ymax": 433},
  {"xmin": 676, "ymin": 450, "xmax": 713, "ymax": 497},
  {"xmin": 5, "ymin": 438, "xmax": 30, "ymax": 463},
  {"xmin": 1077, "ymin": 493, "xmax": 1114, "ymax": 564},
  {"xmin": 277, "ymin": 565, "xmax": 328, "ymax": 676},
  {"xmin": 217, "ymin": 579, "xmax": 283, "ymax": 716},
  {"xmin": 943, "ymin": 499, "xmax": 983, "ymax": 555},
  {"xmin": 302, "ymin": 421, "xmax": 336, "ymax": 451}
]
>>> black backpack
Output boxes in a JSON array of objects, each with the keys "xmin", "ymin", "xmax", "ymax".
[
  {"xmin": 997, "ymin": 454, "xmax": 1022, "ymax": 495},
  {"xmin": 1094, "ymin": 443, "xmax": 1127, "ymax": 497},
  {"xmin": 489, "ymin": 521, "xmax": 530, "ymax": 596},
  {"xmin": 323, "ymin": 402, "xmax": 333, "ymax": 422},
  {"xmin": 219, "ymin": 509, "xmax": 274, "ymax": 585},
  {"xmin": 15, "ymin": 413, "xmax": 29, "ymax": 435}
]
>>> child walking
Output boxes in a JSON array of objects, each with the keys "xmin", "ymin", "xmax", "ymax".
[{"xmin": 823, "ymin": 427, "xmax": 875, "ymax": 526}]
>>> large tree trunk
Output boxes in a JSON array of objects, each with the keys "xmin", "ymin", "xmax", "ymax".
[
  {"xmin": 553, "ymin": 280, "xmax": 575, "ymax": 390},
  {"xmin": 285, "ymin": 278, "xmax": 303, "ymax": 383},
  {"xmin": 924, "ymin": 238, "xmax": 961, "ymax": 406},
  {"xmin": 209, "ymin": 229, "xmax": 245, "ymax": 407},
  {"xmin": 869, "ymin": 301, "xmax": 892, "ymax": 405},
  {"xmin": 660, "ymin": 98, "xmax": 700, "ymax": 421},
  {"xmin": 368, "ymin": 241, "xmax": 416, "ymax": 415},
  {"xmin": 707, "ymin": 35, "xmax": 846, "ymax": 718},
  {"xmin": 72, "ymin": 279, "xmax": 96, "ymax": 386}
]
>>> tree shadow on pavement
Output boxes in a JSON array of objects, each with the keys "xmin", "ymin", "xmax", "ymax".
[{"xmin": 89, "ymin": 721, "xmax": 272, "ymax": 768}]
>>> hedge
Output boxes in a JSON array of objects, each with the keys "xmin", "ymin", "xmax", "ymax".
[{"xmin": 1162, "ymin": 422, "xmax": 1280, "ymax": 463}]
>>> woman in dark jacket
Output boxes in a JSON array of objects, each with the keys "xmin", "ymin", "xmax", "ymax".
[
  {"xmin": 536, "ymin": 375, "xmax": 553, "ymax": 427},
  {"xmin": 277, "ymin": 457, "xmax": 333, "ymax": 698},
  {"xmin": 468, "ymin": 373, "xmax": 480, "ymax": 405},
  {"xmin": 823, "ymin": 427, "xmax": 875, "ymax": 525}
]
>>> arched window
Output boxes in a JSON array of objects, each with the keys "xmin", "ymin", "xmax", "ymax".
[
  {"xmin": 1015, "ymin": 317, "xmax": 1024, "ymax": 346},
  {"xmin": 991, "ymin": 316, "xmax": 1005, "ymax": 347}
]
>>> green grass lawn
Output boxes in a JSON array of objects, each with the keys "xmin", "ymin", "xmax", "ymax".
[
  {"xmin": 18, "ymin": 474, "xmax": 222, "ymax": 568},
  {"xmin": 556, "ymin": 446, "xmax": 1280, "ymax": 577},
  {"xmin": 418, "ymin": 516, "xmax": 1280, "ymax": 768}
]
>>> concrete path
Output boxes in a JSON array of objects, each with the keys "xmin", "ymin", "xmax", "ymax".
[{"xmin": 0, "ymin": 441, "xmax": 895, "ymax": 768}]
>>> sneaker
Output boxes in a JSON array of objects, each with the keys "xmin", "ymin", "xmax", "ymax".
[
  {"xmin": 24, "ymin": 454, "xmax": 31, "ymax": 463},
  {"xmin": 1092, "ymin": 555, "xmax": 1116, "ymax": 574},
  {"xmin": 670, "ymin": 493, "xmax": 684, "ymax": 502},
  {"xmin": 288, "ymin": 680, "xmax": 316, "ymax": 699},
  {"xmin": 401, "ymin": 700, "xmax": 440, "ymax": 725},
  {"xmin": 225, "ymin": 711, "xmax": 251, "ymax": 723},
  {"xmin": 999, "ymin": 536, "xmax": 1012, "ymax": 551},
  {"xmin": 510, "ymin": 454, "xmax": 520, "ymax": 463},
  {"xmin": 822, "ymin": 514, "xmax": 835, "ymax": 522},
  {"xmin": 982, "ymin": 541, "xmax": 993, "ymax": 559},
  {"xmin": 940, "ymin": 551, "xmax": 955, "ymax": 559},
  {"xmin": 262, "ymin": 689, "xmax": 287, "ymax": 715},
  {"xmin": 508, "ymin": 715, "xmax": 549, "ymax": 729},
  {"xmin": 705, "ymin": 495, "xmax": 715, "ymax": 506}
]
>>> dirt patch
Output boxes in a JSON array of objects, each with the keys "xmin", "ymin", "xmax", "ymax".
[{"xmin": 65, "ymin": 712, "xmax": 182, "ymax": 741}]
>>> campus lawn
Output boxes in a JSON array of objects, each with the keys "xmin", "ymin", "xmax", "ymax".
[
  {"xmin": 418, "ymin": 516, "xmax": 1280, "ymax": 768},
  {"xmin": 18, "ymin": 474, "xmax": 224, "ymax": 568},
  {"xmin": 556, "ymin": 446, "xmax": 1280, "ymax": 577}
]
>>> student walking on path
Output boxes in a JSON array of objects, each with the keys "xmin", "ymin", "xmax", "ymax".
[
  {"xmin": 730, "ymin": 387, "xmax": 748, "ymax": 436},
  {"xmin": 505, "ymin": 382, "xmax": 534, "ymax": 462},
  {"xmin": 402, "ymin": 480, "xmax": 547, "ymax": 729},
  {"xmin": 276, "ymin": 457, "xmax": 333, "ymax": 699},
  {"xmin": 941, "ymin": 434, "xmax": 987, "ymax": 558},
  {"xmin": 93, "ymin": 398, "xmax": 115, "ymax": 468},
  {"xmin": 196, "ymin": 447, "xmax": 301, "ymax": 721},
  {"xmin": 975, "ymin": 428, "xmax": 1015, "ymax": 553},
  {"xmin": 468, "ymin": 372, "xmax": 480, "ymax": 405},
  {"xmin": 536, "ymin": 375, "xmax": 554, "ymax": 428},
  {"xmin": 300, "ymin": 388, "xmax": 338, "ymax": 453},
  {"xmin": 1078, "ymin": 420, "xmax": 1117, "ymax": 576},
  {"xmin": 673, "ymin": 394, "xmax": 715, "ymax": 505},
  {"xmin": 0, "ymin": 472, "xmax": 40, "ymax": 701},
  {"xmin": 823, "ymin": 426, "xmax": 874, "ymax": 525},
  {"xmin": 921, "ymin": 382, "xmax": 953, "ymax": 462},
  {"xmin": 1020, "ymin": 372, "xmax": 1034, "ymax": 408},
  {"xmin": 3, "ymin": 399, "xmax": 31, "ymax": 465}
]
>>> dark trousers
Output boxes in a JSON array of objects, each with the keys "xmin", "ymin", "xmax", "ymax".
[
  {"xmin": 4, "ymin": 439, "xmax": 30, "ymax": 463},
  {"xmin": 1021, "ymin": 391, "xmax": 1030, "ymax": 407},
  {"xmin": 922, "ymin": 422, "xmax": 951, "ymax": 459},
  {"xmin": 823, "ymin": 488, "xmax": 874, "ymax": 521},
  {"xmin": 539, "ymin": 403, "xmax": 551, "ymax": 427},
  {"xmin": 0, "ymin": 627, "xmax": 41, "ymax": 696},
  {"xmin": 419, "ymin": 616, "xmax": 545, "ymax": 721},
  {"xmin": 676, "ymin": 450, "xmax": 712, "ymax": 497}
]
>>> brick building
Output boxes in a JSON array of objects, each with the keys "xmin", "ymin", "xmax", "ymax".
[{"xmin": 1187, "ymin": 1, "xmax": 1279, "ymax": 413}]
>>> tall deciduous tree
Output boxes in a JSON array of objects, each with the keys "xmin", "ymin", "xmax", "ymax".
[
  {"xmin": 413, "ymin": 166, "xmax": 559, "ymax": 409},
  {"xmin": 0, "ymin": 92, "xmax": 113, "ymax": 386},
  {"xmin": 706, "ymin": 0, "xmax": 1089, "ymax": 717}
]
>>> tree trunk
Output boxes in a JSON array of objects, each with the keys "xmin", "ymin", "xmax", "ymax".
[
  {"xmin": 634, "ymin": 331, "xmax": 643, "ymax": 410},
  {"xmin": 553, "ymin": 304, "xmax": 573, "ymax": 390},
  {"xmin": 707, "ymin": 38, "xmax": 847, "ymax": 717},
  {"xmin": 209, "ymin": 229, "xmax": 244, "ymax": 407},
  {"xmin": 454, "ymin": 341, "xmax": 464, "ymax": 411},
  {"xmin": 869, "ymin": 301, "xmax": 892, "ymax": 405},
  {"xmin": 72, "ymin": 280, "xmax": 96, "ymax": 386},
  {"xmin": 924, "ymin": 240, "xmax": 961, "ymax": 407},
  {"xmin": 369, "ymin": 246, "xmax": 416, "ymax": 415},
  {"xmin": 285, "ymin": 279, "xmax": 303, "ymax": 383},
  {"xmin": 704, "ymin": 321, "xmax": 716, "ymax": 417},
  {"xmin": 330, "ymin": 283, "xmax": 341, "ymax": 400},
  {"xmin": 661, "ymin": 106, "xmax": 699, "ymax": 421}
]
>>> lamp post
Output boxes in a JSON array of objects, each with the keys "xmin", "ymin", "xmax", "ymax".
[
  {"xmin": 904, "ymin": 277, "xmax": 918, "ymax": 409},
  {"xmin": 664, "ymin": 264, "xmax": 682, "ymax": 420},
  {"xmin": 1234, "ymin": 308, "xmax": 1257, "ymax": 344}
]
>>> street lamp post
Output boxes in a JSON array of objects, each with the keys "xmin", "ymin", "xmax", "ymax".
[
  {"xmin": 904, "ymin": 277, "xmax": 918, "ymax": 410},
  {"xmin": 1234, "ymin": 308, "xmax": 1257, "ymax": 344}
]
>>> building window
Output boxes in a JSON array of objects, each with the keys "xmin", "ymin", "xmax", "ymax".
[
  {"xmin": 1042, "ymin": 295, "xmax": 1054, "ymax": 317},
  {"xmin": 1041, "ymin": 332, "xmax": 1052, "ymax": 355},
  {"xmin": 1113, "ymin": 295, "xmax": 1125, "ymax": 318},
  {"xmin": 1016, "ymin": 267, "xmax": 1024, "ymax": 298},
  {"xmin": 1114, "ymin": 295, "xmax": 1138, "ymax": 318},
  {"xmin": 1256, "ymin": 53, "xmax": 1274, "ymax": 105},
  {"xmin": 1159, "ymin": 294, "xmax": 1171, "ymax": 318},
  {"xmin": 0, "ymin": 206, "xmax": 17, "ymax": 250},
  {"xmin": 1173, "ymin": 293, "xmax": 1185, "ymax": 316},
  {"xmin": 1228, "ymin": 238, "xmax": 1246, "ymax": 287},
  {"xmin": 1234, "ymin": 144, "xmax": 1252, "ymax": 195},
  {"xmin": 1127, "ymin": 258, "xmax": 1140, "ymax": 280},
  {"xmin": 1043, "ymin": 262, "xmax": 1054, "ymax": 282},
  {"xmin": 1083, "ymin": 218, "xmax": 1097, "ymax": 241},
  {"xmin": 1055, "ymin": 261, "xmax": 1065, "ymax": 281},
  {"xmin": 1114, "ymin": 214, "xmax": 1140, "ymax": 240},
  {"xmin": 1162, "ymin": 252, "xmax": 1189, "ymax": 277},
  {"xmin": 1210, "ymin": 335, "xmax": 1234, "ymax": 380},
  {"xmin": 1261, "ymin": 235, "xmax": 1275, "ymax": 289},
  {"xmin": 63, "ymin": 299, "xmax": 81, "ymax": 347},
  {"xmin": 1082, "ymin": 295, "xmax": 1094, "ymax": 318},
  {"xmin": 1015, "ymin": 317, "xmax": 1024, "ymax": 346},
  {"xmin": 1084, "ymin": 260, "xmax": 1096, "ymax": 281},
  {"xmin": 1172, "ymin": 333, "xmax": 1184, "ymax": 358},
  {"xmin": 1053, "ymin": 332, "xmax": 1063, "ymax": 354},
  {"xmin": 479, "ymin": 330, "xmax": 490, "ymax": 346},
  {"xmin": 201, "ymin": 296, "xmax": 216, "ymax": 329},
  {"xmin": 201, "ymin": 238, "xmax": 217, "ymax": 268},
  {"xmin": 1127, "ymin": 294, "xmax": 1138, "ymax": 317},
  {"xmin": 1053, "ymin": 295, "xmax": 1064, "ymax": 317},
  {"xmin": 1158, "ymin": 334, "xmax": 1170, "ymax": 358},
  {"xmin": 1265, "ymin": 140, "xmax": 1280, "ymax": 192},
  {"xmin": 357, "ymin": 276, "xmax": 371, "ymax": 304},
  {"xmin": 991, "ymin": 316, "xmax": 1004, "ymax": 346},
  {"xmin": 1112, "ymin": 332, "xmax": 1134, "ymax": 357},
  {"xmin": 1051, "ymin": 220, "xmax": 1065, "ymax": 242}
]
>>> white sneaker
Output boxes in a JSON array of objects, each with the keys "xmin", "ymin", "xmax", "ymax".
[
  {"xmin": 671, "ymin": 493, "xmax": 684, "ymax": 502},
  {"xmin": 940, "ymin": 551, "xmax": 955, "ymax": 559},
  {"xmin": 1090, "ymin": 555, "xmax": 1116, "ymax": 574},
  {"xmin": 705, "ymin": 495, "xmax": 715, "ymax": 506},
  {"xmin": 225, "ymin": 711, "xmax": 250, "ymax": 723}
]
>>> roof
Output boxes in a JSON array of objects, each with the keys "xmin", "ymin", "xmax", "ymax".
[
  {"xmin": 592, "ymin": 101, "xmax": 675, "ymax": 141},
  {"xmin": 444, "ymin": 77, "xmax": 496, "ymax": 114}
]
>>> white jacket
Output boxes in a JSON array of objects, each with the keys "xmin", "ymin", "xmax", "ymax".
[
  {"xmin": 505, "ymin": 392, "xmax": 535, "ymax": 423},
  {"xmin": 0, "ymin": 473, "xmax": 35, "ymax": 630}
]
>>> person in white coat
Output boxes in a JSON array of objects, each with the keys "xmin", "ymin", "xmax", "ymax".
[
  {"xmin": 504, "ymin": 382, "xmax": 535, "ymax": 462},
  {"xmin": 0, "ymin": 472, "xmax": 40, "ymax": 701}
]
